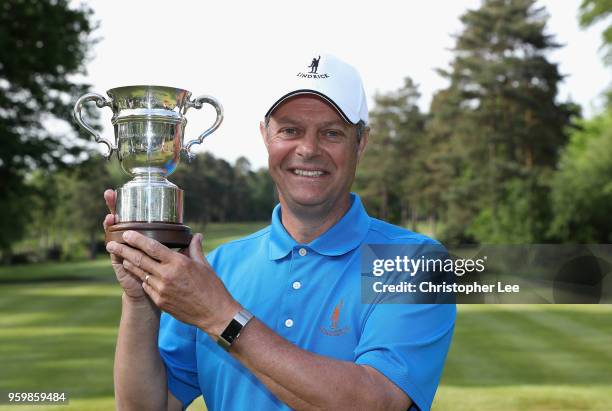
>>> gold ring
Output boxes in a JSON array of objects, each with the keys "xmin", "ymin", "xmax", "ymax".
[{"xmin": 145, "ymin": 274, "xmax": 150, "ymax": 284}]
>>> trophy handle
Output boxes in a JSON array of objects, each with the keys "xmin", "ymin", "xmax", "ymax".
[
  {"xmin": 184, "ymin": 95, "xmax": 224, "ymax": 155},
  {"xmin": 73, "ymin": 93, "xmax": 115, "ymax": 159}
]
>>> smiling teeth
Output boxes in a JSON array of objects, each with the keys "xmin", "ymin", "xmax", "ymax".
[{"xmin": 294, "ymin": 169, "xmax": 324, "ymax": 177}]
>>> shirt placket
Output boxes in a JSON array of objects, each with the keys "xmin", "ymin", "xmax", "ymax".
[{"xmin": 277, "ymin": 245, "xmax": 310, "ymax": 343}]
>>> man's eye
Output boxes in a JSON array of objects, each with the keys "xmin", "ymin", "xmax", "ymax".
[
  {"xmin": 325, "ymin": 130, "xmax": 342, "ymax": 138},
  {"xmin": 282, "ymin": 128, "xmax": 298, "ymax": 135}
]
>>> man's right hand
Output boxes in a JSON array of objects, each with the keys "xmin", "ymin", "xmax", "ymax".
[{"xmin": 103, "ymin": 189, "xmax": 149, "ymax": 302}]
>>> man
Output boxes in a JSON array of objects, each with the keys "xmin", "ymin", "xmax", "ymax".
[{"xmin": 104, "ymin": 53, "xmax": 455, "ymax": 411}]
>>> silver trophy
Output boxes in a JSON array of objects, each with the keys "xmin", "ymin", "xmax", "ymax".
[{"xmin": 74, "ymin": 85, "xmax": 223, "ymax": 247}]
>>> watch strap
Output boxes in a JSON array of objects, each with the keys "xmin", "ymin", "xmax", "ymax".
[{"xmin": 217, "ymin": 309, "xmax": 253, "ymax": 351}]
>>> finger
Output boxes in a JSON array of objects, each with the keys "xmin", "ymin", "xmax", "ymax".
[
  {"xmin": 103, "ymin": 213, "xmax": 115, "ymax": 232},
  {"xmin": 111, "ymin": 255, "xmax": 124, "ymax": 268},
  {"xmin": 122, "ymin": 231, "xmax": 173, "ymax": 262},
  {"xmin": 123, "ymin": 260, "xmax": 161, "ymax": 290},
  {"xmin": 106, "ymin": 241, "xmax": 161, "ymax": 275},
  {"xmin": 122, "ymin": 259, "xmax": 160, "ymax": 288},
  {"xmin": 104, "ymin": 189, "xmax": 116, "ymax": 213},
  {"xmin": 107, "ymin": 238, "xmax": 123, "ymax": 264},
  {"xmin": 122, "ymin": 259, "xmax": 148, "ymax": 282},
  {"xmin": 126, "ymin": 271, "xmax": 143, "ymax": 285},
  {"xmin": 114, "ymin": 261, "xmax": 143, "ymax": 284},
  {"xmin": 142, "ymin": 281, "xmax": 163, "ymax": 307},
  {"xmin": 188, "ymin": 233, "xmax": 205, "ymax": 263}
]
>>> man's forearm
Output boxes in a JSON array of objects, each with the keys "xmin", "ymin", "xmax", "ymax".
[
  {"xmin": 114, "ymin": 293, "xmax": 168, "ymax": 411},
  {"xmin": 229, "ymin": 319, "xmax": 409, "ymax": 411}
]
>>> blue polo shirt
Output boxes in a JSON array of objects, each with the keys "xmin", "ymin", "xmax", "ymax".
[{"xmin": 158, "ymin": 194, "xmax": 455, "ymax": 411}]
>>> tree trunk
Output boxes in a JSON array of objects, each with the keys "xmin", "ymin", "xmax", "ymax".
[
  {"xmin": 429, "ymin": 214, "xmax": 437, "ymax": 237},
  {"xmin": 411, "ymin": 206, "xmax": 418, "ymax": 232},
  {"xmin": 401, "ymin": 202, "xmax": 408, "ymax": 227}
]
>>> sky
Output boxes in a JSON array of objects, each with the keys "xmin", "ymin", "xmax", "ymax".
[{"xmin": 81, "ymin": 0, "xmax": 610, "ymax": 169}]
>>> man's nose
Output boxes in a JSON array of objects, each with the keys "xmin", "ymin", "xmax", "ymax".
[{"xmin": 295, "ymin": 131, "xmax": 320, "ymax": 158}]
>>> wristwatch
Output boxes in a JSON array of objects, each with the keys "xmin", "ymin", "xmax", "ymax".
[{"xmin": 217, "ymin": 309, "xmax": 254, "ymax": 351}]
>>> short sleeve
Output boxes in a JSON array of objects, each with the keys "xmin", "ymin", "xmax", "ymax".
[
  {"xmin": 158, "ymin": 312, "xmax": 201, "ymax": 410},
  {"xmin": 354, "ymin": 304, "xmax": 456, "ymax": 411}
]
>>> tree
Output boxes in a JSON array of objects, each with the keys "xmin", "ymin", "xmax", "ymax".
[
  {"xmin": 580, "ymin": 0, "xmax": 612, "ymax": 65},
  {"xmin": 172, "ymin": 153, "xmax": 275, "ymax": 223},
  {"xmin": 356, "ymin": 77, "xmax": 427, "ymax": 226},
  {"xmin": 20, "ymin": 150, "xmax": 274, "ymax": 262},
  {"xmin": 549, "ymin": 109, "xmax": 612, "ymax": 242},
  {"xmin": 249, "ymin": 168, "xmax": 277, "ymax": 220},
  {"xmin": 579, "ymin": 0, "xmax": 612, "ymax": 105},
  {"xmin": 231, "ymin": 157, "xmax": 276, "ymax": 221},
  {"xmin": 0, "ymin": 0, "xmax": 96, "ymax": 258},
  {"xmin": 68, "ymin": 158, "xmax": 120, "ymax": 259},
  {"xmin": 428, "ymin": 0, "xmax": 578, "ymax": 244},
  {"xmin": 25, "ymin": 157, "xmax": 119, "ymax": 261},
  {"xmin": 423, "ymin": 89, "xmax": 477, "ymax": 242}
]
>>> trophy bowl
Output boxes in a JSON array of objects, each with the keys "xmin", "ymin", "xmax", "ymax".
[{"xmin": 74, "ymin": 85, "xmax": 223, "ymax": 248}]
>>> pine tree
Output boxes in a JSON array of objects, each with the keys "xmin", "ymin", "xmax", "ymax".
[
  {"xmin": 356, "ymin": 78, "xmax": 426, "ymax": 226},
  {"xmin": 427, "ymin": 0, "xmax": 578, "ymax": 244}
]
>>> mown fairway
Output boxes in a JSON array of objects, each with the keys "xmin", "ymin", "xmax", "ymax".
[
  {"xmin": 1, "ymin": 223, "xmax": 611, "ymax": 410},
  {"xmin": 433, "ymin": 305, "xmax": 612, "ymax": 410},
  {"xmin": 0, "ymin": 222, "xmax": 267, "ymax": 411}
]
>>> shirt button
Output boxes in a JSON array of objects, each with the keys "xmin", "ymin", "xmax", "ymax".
[
  {"xmin": 292, "ymin": 281, "xmax": 301, "ymax": 290},
  {"xmin": 298, "ymin": 248, "xmax": 307, "ymax": 256},
  {"xmin": 284, "ymin": 318, "xmax": 294, "ymax": 328}
]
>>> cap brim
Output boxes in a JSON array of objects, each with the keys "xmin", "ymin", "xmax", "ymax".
[{"xmin": 265, "ymin": 89, "xmax": 356, "ymax": 125}]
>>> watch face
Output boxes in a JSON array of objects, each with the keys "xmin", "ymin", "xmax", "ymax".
[
  {"xmin": 218, "ymin": 310, "xmax": 253, "ymax": 351},
  {"xmin": 222, "ymin": 319, "xmax": 243, "ymax": 344}
]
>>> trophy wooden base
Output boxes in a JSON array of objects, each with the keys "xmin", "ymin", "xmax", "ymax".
[{"xmin": 106, "ymin": 222, "xmax": 192, "ymax": 249}]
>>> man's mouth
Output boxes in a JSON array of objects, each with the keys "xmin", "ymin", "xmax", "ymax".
[{"xmin": 290, "ymin": 168, "xmax": 329, "ymax": 177}]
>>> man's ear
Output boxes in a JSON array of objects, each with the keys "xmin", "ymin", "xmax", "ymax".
[
  {"xmin": 357, "ymin": 126, "xmax": 370, "ymax": 162},
  {"xmin": 260, "ymin": 121, "xmax": 269, "ymax": 148}
]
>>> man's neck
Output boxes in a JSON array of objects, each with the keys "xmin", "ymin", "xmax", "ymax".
[{"xmin": 280, "ymin": 195, "xmax": 352, "ymax": 244}]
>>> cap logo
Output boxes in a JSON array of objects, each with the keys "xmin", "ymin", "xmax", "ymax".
[
  {"xmin": 308, "ymin": 55, "xmax": 321, "ymax": 74},
  {"xmin": 296, "ymin": 55, "xmax": 330, "ymax": 79}
]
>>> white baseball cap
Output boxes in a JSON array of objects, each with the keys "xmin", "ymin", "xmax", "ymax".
[{"xmin": 265, "ymin": 53, "xmax": 369, "ymax": 125}]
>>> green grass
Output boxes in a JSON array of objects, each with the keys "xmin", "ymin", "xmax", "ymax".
[
  {"xmin": 1, "ymin": 221, "xmax": 611, "ymax": 410},
  {"xmin": 0, "ymin": 222, "xmax": 265, "ymax": 411},
  {"xmin": 433, "ymin": 305, "xmax": 612, "ymax": 410},
  {"xmin": 189, "ymin": 221, "xmax": 269, "ymax": 251}
]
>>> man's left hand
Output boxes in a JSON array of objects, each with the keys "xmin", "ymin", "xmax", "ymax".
[{"xmin": 106, "ymin": 231, "xmax": 241, "ymax": 338}]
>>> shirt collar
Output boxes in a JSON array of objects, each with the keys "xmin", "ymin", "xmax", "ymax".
[{"xmin": 268, "ymin": 193, "xmax": 371, "ymax": 260}]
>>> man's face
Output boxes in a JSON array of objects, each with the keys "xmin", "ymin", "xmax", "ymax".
[{"xmin": 260, "ymin": 95, "xmax": 368, "ymax": 212}]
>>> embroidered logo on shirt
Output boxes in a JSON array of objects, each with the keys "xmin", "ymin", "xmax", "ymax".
[{"xmin": 320, "ymin": 298, "xmax": 350, "ymax": 336}]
